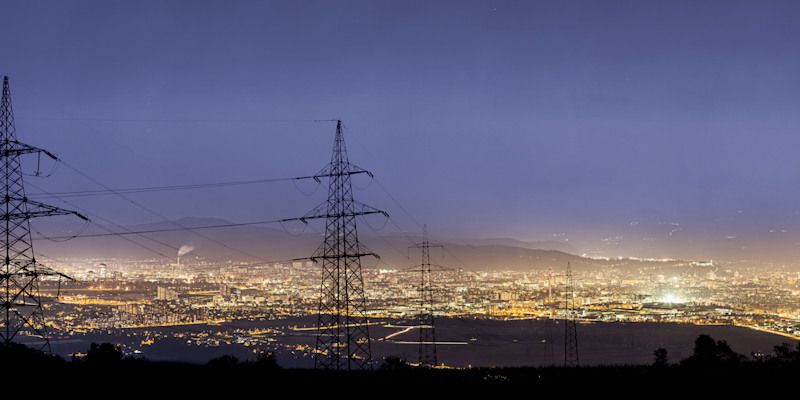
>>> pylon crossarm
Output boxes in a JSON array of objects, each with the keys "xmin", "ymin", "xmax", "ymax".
[
  {"xmin": 310, "ymin": 252, "xmax": 379, "ymax": 262},
  {"xmin": 310, "ymin": 168, "xmax": 372, "ymax": 181},
  {"xmin": 21, "ymin": 263, "xmax": 73, "ymax": 281},
  {"xmin": 288, "ymin": 256, "xmax": 314, "ymax": 263},
  {"xmin": 299, "ymin": 209, "xmax": 386, "ymax": 223},
  {"xmin": 352, "ymin": 201, "xmax": 388, "ymax": 217},
  {"xmin": 309, "ymin": 245, "xmax": 378, "ymax": 262},
  {"xmin": 309, "ymin": 158, "xmax": 372, "ymax": 177},
  {"xmin": 409, "ymin": 242, "xmax": 444, "ymax": 249},
  {"xmin": 0, "ymin": 268, "xmax": 68, "ymax": 279},
  {"xmin": 0, "ymin": 140, "xmax": 58, "ymax": 160},
  {"xmin": 346, "ymin": 163, "xmax": 373, "ymax": 177},
  {"xmin": 401, "ymin": 264, "xmax": 454, "ymax": 273},
  {"xmin": 23, "ymin": 199, "xmax": 88, "ymax": 220},
  {"xmin": 1, "ymin": 199, "xmax": 88, "ymax": 221},
  {"xmin": 54, "ymin": 271, "xmax": 74, "ymax": 281}
]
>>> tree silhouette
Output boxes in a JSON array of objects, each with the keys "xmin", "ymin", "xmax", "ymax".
[
  {"xmin": 0, "ymin": 342, "xmax": 63, "ymax": 367},
  {"xmin": 254, "ymin": 351, "xmax": 280, "ymax": 370},
  {"xmin": 682, "ymin": 334, "xmax": 745, "ymax": 366},
  {"xmin": 380, "ymin": 356, "xmax": 412, "ymax": 370},
  {"xmin": 770, "ymin": 342, "xmax": 800, "ymax": 363},
  {"xmin": 653, "ymin": 348, "xmax": 668, "ymax": 367},
  {"xmin": 208, "ymin": 354, "xmax": 239, "ymax": 368},
  {"xmin": 85, "ymin": 342, "xmax": 123, "ymax": 365}
]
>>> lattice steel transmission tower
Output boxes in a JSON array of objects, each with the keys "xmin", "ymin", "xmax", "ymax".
[
  {"xmin": 0, "ymin": 76, "xmax": 87, "ymax": 350},
  {"xmin": 409, "ymin": 225, "xmax": 442, "ymax": 367},
  {"xmin": 563, "ymin": 262, "xmax": 579, "ymax": 367},
  {"xmin": 542, "ymin": 266, "xmax": 554, "ymax": 365},
  {"xmin": 305, "ymin": 120, "xmax": 386, "ymax": 370}
]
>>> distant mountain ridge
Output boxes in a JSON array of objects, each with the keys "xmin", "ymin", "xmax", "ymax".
[
  {"xmin": 465, "ymin": 237, "xmax": 578, "ymax": 254},
  {"xmin": 32, "ymin": 217, "xmax": 690, "ymax": 272}
]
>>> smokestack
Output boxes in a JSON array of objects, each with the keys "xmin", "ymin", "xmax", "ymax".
[{"xmin": 177, "ymin": 244, "xmax": 194, "ymax": 267}]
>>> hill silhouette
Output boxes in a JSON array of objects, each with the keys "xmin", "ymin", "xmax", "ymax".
[
  {"xmin": 4, "ymin": 335, "xmax": 799, "ymax": 391},
  {"xmin": 34, "ymin": 217, "xmax": 692, "ymax": 271}
]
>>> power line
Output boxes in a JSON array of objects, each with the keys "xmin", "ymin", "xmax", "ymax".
[
  {"xmin": 18, "ymin": 117, "xmax": 338, "ymax": 123},
  {"xmin": 29, "ymin": 182, "xmax": 318, "ymax": 266},
  {"xmin": 31, "ymin": 187, "xmax": 292, "ymax": 272},
  {"xmin": 28, "ymin": 174, "xmax": 323, "ymax": 199},
  {"xmin": 26, "ymin": 181, "xmax": 177, "ymax": 258},
  {"xmin": 57, "ymin": 160, "xmax": 276, "ymax": 262},
  {"xmin": 374, "ymin": 177, "xmax": 425, "ymax": 230},
  {"xmin": 374, "ymin": 177, "xmax": 469, "ymax": 269},
  {"xmin": 359, "ymin": 214, "xmax": 411, "ymax": 263},
  {"xmin": 33, "ymin": 216, "xmax": 307, "ymax": 241}
]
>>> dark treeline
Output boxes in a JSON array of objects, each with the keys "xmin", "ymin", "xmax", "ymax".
[{"xmin": 3, "ymin": 334, "xmax": 800, "ymax": 389}]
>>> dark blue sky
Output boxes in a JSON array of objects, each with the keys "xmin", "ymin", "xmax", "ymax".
[{"xmin": 3, "ymin": 1, "xmax": 800, "ymax": 257}]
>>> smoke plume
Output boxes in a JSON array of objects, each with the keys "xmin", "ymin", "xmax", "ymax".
[{"xmin": 177, "ymin": 244, "xmax": 195, "ymax": 257}]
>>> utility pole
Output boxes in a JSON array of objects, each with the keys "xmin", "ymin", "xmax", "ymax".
[
  {"xmin": 543, "ymin": 266, "xmax": 554, "ymax": 365},
  {"xmin": 563, "ymin": 262, "xmax": 579, "ymax": 367},
  {"xmin": 305, "ymin": 120, "xmax": 386, "ymax": 370},
  {"xmin": 409, "ymin": 225, "xmax": 442, "ymax": 367},
  {"xmin": 0, "ymin": 76, "xmax": 87, "ymax": 351}
]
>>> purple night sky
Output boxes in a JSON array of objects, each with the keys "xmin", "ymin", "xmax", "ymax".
[{"xmin": 3, "ymin": 0, "xmax": 800, "ymax": 260}]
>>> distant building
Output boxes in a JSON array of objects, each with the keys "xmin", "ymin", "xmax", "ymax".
[
  {"xmin": 156, "ymin": 286, "xmax": 179, "ymax": 301},
  {"xmin": 497, "ymin": 291, "xmax": 517, "ymax": 301}
]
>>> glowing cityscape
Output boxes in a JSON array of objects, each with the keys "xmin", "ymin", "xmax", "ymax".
[{"xmin": 2, "ymin": 0, "xmax": 800, "ymax": 385}]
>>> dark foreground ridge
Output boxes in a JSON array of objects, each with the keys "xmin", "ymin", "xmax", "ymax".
[{"xmin": 4, "ymin": 335, "xmax": 800, "ymax": 390}]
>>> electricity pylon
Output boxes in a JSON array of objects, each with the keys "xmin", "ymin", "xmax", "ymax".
[
  {"xmin": 542, "ymin": 266, "xmax": 554, "ymax": 365},
  {"xmin": 304, "ymin": 120, "xmax": 386, "ymax": 370},
  {"xmin": 0, "ymin": 76, "xmax": 87, "ymax": 350},
  {"xmin": 563, "ymin": 262, "xmax": 579, "ymax": 367},
  {"xmin": 409, "ymin": 225, "xmax": 442, "ymax": 367}
]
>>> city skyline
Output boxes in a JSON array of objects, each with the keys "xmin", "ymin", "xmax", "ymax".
[{"xmin": 2, "ymin": 1, "xmax": 800, "ymax": 380}]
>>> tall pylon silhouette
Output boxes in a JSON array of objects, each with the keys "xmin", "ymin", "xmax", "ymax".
[
  {"xmin": 0, "ymin": 76, "xmax": 87, "ymax": 350},
  {"xmin": 409, "ymin": 225, "xmax": 442, "ymax": 367},
  {"xmin": 304, "ymin": 120, "xmax": 387, "ymax": 370},
  {"xmin": 542, "ymin": 266, "xmax": 555, "ymax": 365},
  {"xmin": 563, "ymin": 262, "xmax": 579, "ymax": 367}
]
